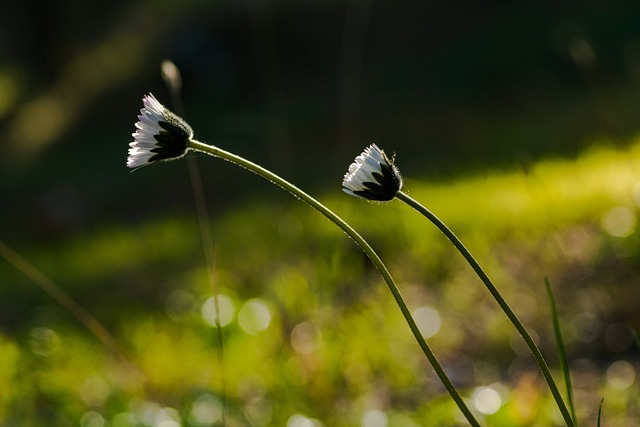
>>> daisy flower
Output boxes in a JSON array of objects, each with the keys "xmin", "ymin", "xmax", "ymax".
[
  {"xmin": 342, "ymin": 144, "xmax": 403, "ymax": 201},
  {"xmin": 127, "ymin": 93, "xmax": 193, "ymax": 169}
]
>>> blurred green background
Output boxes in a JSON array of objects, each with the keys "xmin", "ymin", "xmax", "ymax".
[{"xmin": 2, "ymin": 1, "xmax": 640, "ymax": 426}]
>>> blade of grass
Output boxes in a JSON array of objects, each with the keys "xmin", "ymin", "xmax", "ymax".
[
  {"xmin": 597, "ymin": 397, "xmax": 604, "ymax": 427},
  {"xmin": 0, "ymin": 239, "xmax": 146, "ymax": 383},
  {"xmin": 545, "ymin": 276, "xmax": 577, "ymax": 426}
]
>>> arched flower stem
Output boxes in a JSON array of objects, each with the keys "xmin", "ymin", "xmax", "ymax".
[
  {"xmin": 187, "ymin": 139, "xmax": 480, "ymax": 427},
  {"xmin": 395, "ymin": 190, "xmax": 575, "ymax": 427}
]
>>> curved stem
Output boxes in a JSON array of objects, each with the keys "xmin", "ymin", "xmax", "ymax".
[
  {"xmin": 187, "ymin": 140, "xmax": 480, "ymax": 426},
  {"xmin": 395, "ymin": 190, "xmax": 575, "ymax": 427}
]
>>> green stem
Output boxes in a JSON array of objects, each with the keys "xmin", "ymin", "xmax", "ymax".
[
  {"xmin": 395, "ymin": 190, "xmax": 575, "ymax": 427},
  {"xmin": 188, "ymin": 140, "xmax": 480, "ymax": 427}
]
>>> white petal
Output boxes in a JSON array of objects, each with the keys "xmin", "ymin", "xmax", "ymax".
[{"xmin": 341, "ymin": 144, "xmax": 402, "ymax": 201}]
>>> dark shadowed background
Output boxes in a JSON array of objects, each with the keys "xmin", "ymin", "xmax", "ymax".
[{"xmin": 4, "ymin": 1, "xmax": 640, "ymax": 239}]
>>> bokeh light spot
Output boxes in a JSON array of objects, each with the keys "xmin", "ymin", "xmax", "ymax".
[
  {"xmin": 244, "ymin": 399, "xmax": 274, "ymax": 426},
  {"xmin": 291, "ymin": 322, "xmax": 322, "ymax": 354},
  {"xmin": 238, "ymin": 299, "xmax": 272, "ymax": 334},
  {"xmin": 569, "ymin": 312, "xmax": 600, "ymax": 343},
  {"xmin": 471, "ymin": 386, "xmax": 503, "ymax": 415},
  {"xmin": 201, "ymin": 294, "xmax": 235, "ymax": 327},
  {"xmin": 80, "ymin": 376, "xmax": 110, "ymax": 407},
  {"xmin": 568, "ymin": 37, "xmax": 596, "ymax": 67},
  {"xmin": 189, "ymin": 394, "xmax": 223, "ymax": 426},
  {"xmin": 132, "ymin": 400, "xmax": 160, "ymax": 426},
  {"xmin": 412, "ymin": 306, "xmax": 441, "ymax": 338},
  {"xmin": 604, "ymin": 322, "xmax": 634, "ymax": 352},
  {"xmin": 81, "ymin": 411, "xmax": 106, "ymax": 427},
  {"xmin": 287, "ymin": 414, "xmax": 322, "ymax": 427},
  {"xmin": 362, "ymin": 409, "xmax": 388, "ymax": 427},
  {"xmin": 601, "ymin": 206, "xmax": 636, "ymax": 237},
  {"xmin": 28, "ymin": 327, "xmax": 60, "ymax": 357},
  {"xmin": 154, "ymin": 407, "xmax": 181, "ymax": 427},
  {"xmin": 606, "ymin": 360, "xmax": 636, "ymax": 390},
  {"xmin": 165, "ymin": 290, "xmax": 195, "ymax": 322}
]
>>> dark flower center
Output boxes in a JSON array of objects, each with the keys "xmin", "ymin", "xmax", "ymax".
[
  {"xmin": 350, "ymin": 161, "xmax": 402, "ymax": 201},
  {"xmin": 149, "ymin": 114, "xmax": 192, "ymax": 162}
]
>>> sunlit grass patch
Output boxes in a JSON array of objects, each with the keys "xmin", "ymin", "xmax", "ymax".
[
  {"xmin": 4, "ymin": 139, "xmax": 640, "ymax": 425},
  {"xmin": 395, "ymin": 141, "xmax": 640, "ymax": 235}
]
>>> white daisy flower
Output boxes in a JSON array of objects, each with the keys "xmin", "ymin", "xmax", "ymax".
[
  {"xmin": 342, "ymin": 144, "xmax": 403, "ymax": 201},
  {"xmin": 127, "ymin": 93, "xmax": 193, "ymax": 169}
]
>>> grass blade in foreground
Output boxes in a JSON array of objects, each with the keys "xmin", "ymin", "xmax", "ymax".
[
  {"xmin": 545, "ymin": 276, "xmax": 577, "ymax": 426},
  {"xmin": 0, "ymin": 239, "xmax": 146, "ymax": 383},
  {"xmin": 126, "ymin": 94, "xmax": 481, "ymax": 427},
  {"xmin": 597, "ymin": 397, "xmax": 604, "ymax": 427}
]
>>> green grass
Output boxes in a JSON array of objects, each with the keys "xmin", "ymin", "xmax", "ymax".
[{"xmin": 2, "ymin": 139, "xmax": 640, "ymax": 426}]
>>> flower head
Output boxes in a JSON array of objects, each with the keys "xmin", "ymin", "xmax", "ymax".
[
  {"xmin": 342, "ymin": 144, "xmax": 403, "ymax": 201},
  {"xmin": 127, "ymin": 93, "xmax": 193, "ymax": 169}
]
